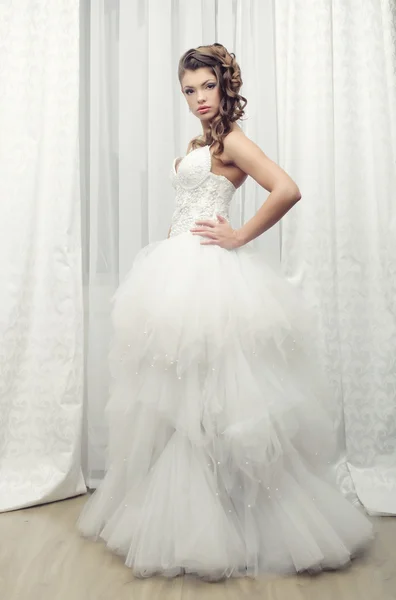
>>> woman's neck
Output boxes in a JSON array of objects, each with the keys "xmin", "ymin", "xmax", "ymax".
[{"xmin": 201, "ymin": 121, "xmax": 211, "ymax": 136}]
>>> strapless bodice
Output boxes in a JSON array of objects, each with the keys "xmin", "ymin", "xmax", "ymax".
[{"xmin": 169, "ymin": 145, "xmax": 236, "ymax": 238}]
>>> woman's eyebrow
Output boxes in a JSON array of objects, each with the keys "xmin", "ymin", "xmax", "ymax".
[{"xmin": 184, "ymin": 79, "xmax": 216, "ymax": 89}]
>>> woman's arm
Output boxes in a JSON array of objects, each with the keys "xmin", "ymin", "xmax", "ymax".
[
  {"xmin": 191, "ymin": 130, "xmax": 301, "ymax": 249},
  {"xmin": 226, "ymin": 131, "xmax": 301, "ymax": 245}
]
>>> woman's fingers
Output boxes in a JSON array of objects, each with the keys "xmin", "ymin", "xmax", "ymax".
[
  {"xmin": 194, "ymin": 220, "xmax": 216, "ymax": 228},
  {"xmin": 191, "ymin": 230, "xmax": 218, "ymax": 239}
]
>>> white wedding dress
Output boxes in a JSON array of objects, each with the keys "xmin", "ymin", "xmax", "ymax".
[{"xmin": 78, "ymin": 144, "xmax": 373, "ymax": 579}]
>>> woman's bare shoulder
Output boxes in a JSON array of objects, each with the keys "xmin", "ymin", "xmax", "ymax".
[
  {"xmin": 221, "ymin": 125, "xmax": 248, "ymax": 163},
  {"xmin": 224, "ymin": 124, "xmax": 247, "ymax": 145}
]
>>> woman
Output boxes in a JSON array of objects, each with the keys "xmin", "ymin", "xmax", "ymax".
[{"xmin": 78, "ymin": 43, "xmax": 373, "ymax": 580}]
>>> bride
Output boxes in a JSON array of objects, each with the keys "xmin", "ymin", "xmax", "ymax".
[{"xmin": 78, "ymin": 42, "xmax": 373, "ymax": 580}]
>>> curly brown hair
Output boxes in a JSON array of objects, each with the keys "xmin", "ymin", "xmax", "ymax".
[{"xmin": 178, "ymin": 43, "xmax": 247, "ymax": 156}]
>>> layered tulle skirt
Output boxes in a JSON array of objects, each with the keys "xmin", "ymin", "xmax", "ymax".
[{"xmin": 78, "ymin": 231, "xmax": 373, "ymax": 579}]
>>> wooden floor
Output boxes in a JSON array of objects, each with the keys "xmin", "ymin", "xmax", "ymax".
[{"xmin": 0, "ymin": 494, "xmax": 395, "ymax": 600}]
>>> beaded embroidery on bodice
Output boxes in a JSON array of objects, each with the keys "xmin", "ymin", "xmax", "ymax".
[{"xmin": 169, "ymin": 145, "xmax": 236, "ymax": 238}]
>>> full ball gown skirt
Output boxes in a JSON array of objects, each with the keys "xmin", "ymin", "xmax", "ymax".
[{"xmin": 78, "ymin": 144, "xmax": 373, "ymax": 579}]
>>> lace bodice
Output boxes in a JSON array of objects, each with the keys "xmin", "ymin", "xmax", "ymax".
[{"xmin": 169, "ymin": 145, "xmax": 236, "ymax": 238}]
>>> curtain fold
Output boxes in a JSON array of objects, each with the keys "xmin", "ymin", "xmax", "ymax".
[
  {"xmin": 277, "ymin": 0, "xmax": 396, "ymax": 515},
  {"xmin": 0, "ymin": 0, "xmax": 85, "ymax": 511}
]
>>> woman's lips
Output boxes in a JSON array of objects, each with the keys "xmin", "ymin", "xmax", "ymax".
[{"xmin": 197, "ymin": 107, "xmax": 210, "ymax": 113}]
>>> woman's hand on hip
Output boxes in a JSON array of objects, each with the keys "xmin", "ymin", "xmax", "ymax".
[{"xmin": 190, "ymin": 215, "xmax": 242, "ymax": 250}]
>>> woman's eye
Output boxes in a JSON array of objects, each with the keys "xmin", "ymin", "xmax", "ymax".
[
  {"xmin": 185, "ymin": 89, "xmax": 193, "ymax": 95},
  {"xmin": 207, "ymin": 83, "xmax": 216, "ymax": 89}
]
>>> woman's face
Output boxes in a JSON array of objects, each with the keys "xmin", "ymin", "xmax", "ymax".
[{"xmin": 181, "ymin": 67, "xmax": 221, "ymax": 122}]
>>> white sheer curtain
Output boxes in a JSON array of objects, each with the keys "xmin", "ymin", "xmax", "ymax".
[
  {"xmin": 0, "ymin": 0, "xmax": 85, "ymax": 511},
  {"xmin": 82, "ymin": 0, "xmax": 280, "ymax": 487},
  {"xmin": 277, "ymin": 0, "xmax": 396, "ymax": 515},
  {"xmin": 82, "ymin": 0, "xmax": 396, "ymax": 516},
  {"xmin": 81, "ymin": 0, "xmax": 122, "ymax": 486}
]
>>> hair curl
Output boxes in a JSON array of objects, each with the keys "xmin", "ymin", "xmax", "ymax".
[{"xmin": 178, "ymin": 43, "xmax": 247, "ymax": 156}]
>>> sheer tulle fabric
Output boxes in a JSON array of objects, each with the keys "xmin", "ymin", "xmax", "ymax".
[{"xmin": 78, "ymin": 232, "xmax": 373, "ymax": 579}]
